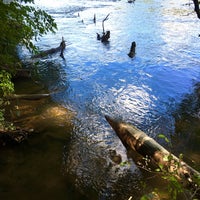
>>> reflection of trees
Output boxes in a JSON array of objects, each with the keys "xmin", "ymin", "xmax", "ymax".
[
  {"xmin": 176, "ymin": 83, "xmax": 200, "ymax": 118},
  {"xmin": 173, "ymin": 83, "xmax": 200, "ymax": 167}
]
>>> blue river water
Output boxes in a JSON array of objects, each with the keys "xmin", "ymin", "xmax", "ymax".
[
  {"xmin": 2, "ymin": 0, "xmax": 200, "ymax": 199},
  {"xmin": 33, "ymin": 0, "xmax": 200, "ymax": 136}
]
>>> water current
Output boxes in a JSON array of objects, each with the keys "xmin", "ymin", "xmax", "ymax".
[
  {"xmin": 1, "ymin": 0, "xmax": 200, "ymax": 199},
  {"xmin": 34, "ymin": 0, "xmax": 200, "ymax": 134}
]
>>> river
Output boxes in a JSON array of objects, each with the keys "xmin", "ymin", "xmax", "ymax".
[{"xmin": 1, "ymin": 0, "xmax": 200, "ymax": 199}]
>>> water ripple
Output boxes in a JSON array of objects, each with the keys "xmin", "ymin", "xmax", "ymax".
[{"xmin": 25, "ymin": 0, "xmax": 200, "ymax": 198}]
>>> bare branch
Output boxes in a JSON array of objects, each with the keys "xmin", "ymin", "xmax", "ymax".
[{"xmin": 102, "ymin": 13, "xmax": 110, "ymax": 34}]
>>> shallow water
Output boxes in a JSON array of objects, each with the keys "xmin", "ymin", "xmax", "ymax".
[{"xmin": 1, "ymin": 0, "xmax": 200, "ymax": 199}]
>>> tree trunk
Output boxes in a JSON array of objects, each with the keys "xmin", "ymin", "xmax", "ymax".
[
  {"xmin": 193, "ymin": 0, "xmax": 200, "ymax": 19},
  {"xmin": 105, "ymin": 115, "xmax": 200, "ymax": 195},
  {"xmin": 128, "ymin": 41, "xmax": 136, "ymax": 58}
]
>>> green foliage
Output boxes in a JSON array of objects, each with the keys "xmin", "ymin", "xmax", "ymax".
[
  {"xmin": 0, "ymin": 70, "xmax": 14, "ymax": 97},
  {"xmin": 163, "ymin": 174, "xmax": 183, "ymax": 200},
  {"xmin": 0, "ymin": 108, "xmax": 5, "ymax": 130},
  {"xmin": 139, "ymin": 134, "xmax": 199, "ymax": 199},
  {"xmin": 0, "ymin": 69, "xmax": 14, "ymax": 130},
  {"xmin": 157, "ymin": 133, "xmax": 173, "ymax": 149},
  {"xmin": 156, "ymin": 139, "xmax": 185, "ymax": 199},
  {"xmin": 0, "ymin": 0, "xmax": 57, "ymax": 68},
  {"xmin": 140, "ymin": 191, "xmax": 160, "ymax": 200},
  {"xmin": 120, "ymin": 160, "xmax": 131, "ymax": 167}
]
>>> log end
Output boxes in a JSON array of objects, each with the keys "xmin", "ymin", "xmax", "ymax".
[{"xmin": 105, "ymin": 115, "xmax": 119, "ymax": 130}]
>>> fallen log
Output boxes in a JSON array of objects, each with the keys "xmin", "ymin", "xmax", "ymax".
[
  {"xmin": 32, "ymin": 37, "xmax": 66, "ymax": 59},
  {"xmin": 6, "ymin": 93, "xmax": 50, "ymax": 100},
  {"xmin": 105, "ymin": 115, "xmax": 200, "ymax": 195}
]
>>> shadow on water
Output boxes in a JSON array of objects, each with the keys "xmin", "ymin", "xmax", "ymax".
[
  {"xmin": 172, "ymin": 83, "xmax": 200, "ymax": 170},
  {"xmin": 0, "ymin": 73, "xmax": 86, "ymax": 200},
  {"xmin": 0, "ymin": 134, "xmax": 88, "ymax": 200}
]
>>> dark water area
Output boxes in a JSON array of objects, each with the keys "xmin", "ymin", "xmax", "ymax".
[{"xmin": 1, "ymin": 0, "xmax": 200, "ymax": 199}]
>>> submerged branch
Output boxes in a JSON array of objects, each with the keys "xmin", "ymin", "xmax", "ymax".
[{"xmin": 6, "ymin": 93, "xmax": 50, "ymax": 100}]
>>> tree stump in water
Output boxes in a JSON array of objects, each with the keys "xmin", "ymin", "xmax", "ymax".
[
  {"xmin": 97, "ymin": 31, "xmax": 110, "ymax": 43},
  {"xmin": 93, "ymin": 14, "xmax": 96, "ymax": 24},
  {"xmin": 128, "ymin": 0, "xmax": 135, "ymax": 3},
  {"xmin": 128, "ymin": 41, "xmax": 136, "ymax": 58},
  {"xmin": 96, "ymin": 14, "xmax": 110, "ymax": 43}
]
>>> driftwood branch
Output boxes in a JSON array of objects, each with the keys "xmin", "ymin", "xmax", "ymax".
[
  {"xmin": 32, "ymin": 37, "xmax": 66, "ymax": 59},
  {"xmin": 105, "ymin": 115, "xmax": 200, "ymax": 196},
  {"xmin": 97, "ymin": 31, "xmax": 110, "ymax": 43},
  {"xmin": 102, "ymin": 13, "xmax": 110, "ymax": 34},
  {"xmin": 96, "ymin": 14, "xmax": 111, "ymax": 43}
]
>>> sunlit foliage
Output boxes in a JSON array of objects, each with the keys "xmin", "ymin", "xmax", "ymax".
[{"xmin": 0, "ymin": 0, "xmax": 57, "ymax": 67}]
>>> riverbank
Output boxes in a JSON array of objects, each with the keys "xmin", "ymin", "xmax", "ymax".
[
  {"xmin": 1, "ymin": 75, "xmax": 74, "ymax": 147},
  {"xmin": 0, "ymin": 73, "xmax": 89, "ymax": 200}
]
